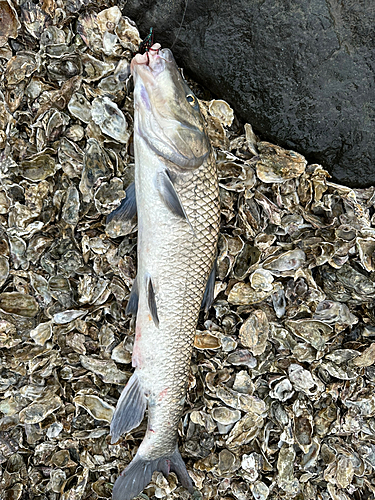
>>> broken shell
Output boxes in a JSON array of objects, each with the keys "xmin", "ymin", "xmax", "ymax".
[
  {"xmin": 115, "ymin": 16, "xmax": 141, "ymax": 51},
  {"xmin": 241, "ymin": 452, "xmax": 261, "ymax": 482},
  {"xmin": 114, "ymin": 59, "xmax": 131, "ymax": 81},
  {"xmin": 65, "ymin": 124, "xmax": 85, "ymax": 142},
  {"xmin": 212, "ymin": 407, "xmax": 242, "ymax": 434},
  {"xmin": 272, "ymin": 288, "xmax": 286, "ymax": 318},
  {"xmin": 53, "ymin": 309, "xmax": 87, "ymax": 324},
  {"xmin": 250, "ymin": 481, "xmax": 270, "ymax": 500},
  {"xmin": 233, "ymin": 370, "xmax": 253, "ymax": 394},
  {"xmin": 226, "ymin": 413, "xmax": 264, "ymax": 451},
  {"xmin": 292, "ymin": 403, "xmax": 313, "ymax": 454},
  {"xmin": 313, "ymin": 300, "xmax": 357, "ymax": 326},
  {"xmin": 5, "ymin": 52, "xmax": 38, "ymax": 86},
  {"xmin": 356, "ymin": 237, "xmax": 375, "ymax": 272},
  {"xmin": 19, "ymin": 396, "xmax": 63, "ymax": 424},
  {"xmin": 79, "ymin": 138, "xmax": 112, "ymax": 202},
  {"xmin": 94, "ymin": 177, "xmax": 125, "ymax": 215},
  {"xmin": 353, "ymin": 343, "xmax": 375, "ymax": 368},
  {"xmin": 47, "ymin": 55, "xmax": 82, "ymax": 83},
  {"xmin": 216, "ymin": 449, "xmax": 240, "ymax": 476},
  {"xmin": 250, "ymin": 269, "xmax": 274, "ymax": 292},
  {"xmin": 61, "ymin": 185, "xmax": 80, "ymax": 226},
  {"xmin": 226, "ymin": 349, "xmax": 257, "ymax": 368},
  {"xmin": 228, "ymin": 282, "xmax": 277, "ymax": 305},
  {"xmin": 111, "ymin": 341, "xmax": 132, "ymax": 364},
  {"xmin": 82, "ymin": 53, "xmax": 115, "ymax": 82},
  {"xmin": 0, "ymin": 320, "xmax": 20, "ymax": 349},
  {"xmin": 286, "ymin": 319, "xmax": 334, "ymax": 350},
  {"xmin": 80, "ymin": 355, "xmax": 128, "ymax": 384},
  {"xmin": 40, "ymin": 25, "xmax": 66, "ymax": 46},
  {"xmin": 244, "ymin": 123, "xmax": 258, "ymax": 156},
  {"xmin": 277, "ymin": 445, "xmax": 299, "ymax": 494},
  {"xmin": 96, "ymin": 6, "xmax": 122, "ymax": 33},
  {"xmin": 288, "ymin": 363, "xmax": 324, "ymax": 398}
]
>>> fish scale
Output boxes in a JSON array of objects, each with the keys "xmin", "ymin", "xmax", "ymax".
[
  {"xmin": 138, "ymin": 154, "xmax": 220, "ymax": 456},
  {"xmin": 110, "ymin": 43, "xmax": 220, "ymax": 500}
]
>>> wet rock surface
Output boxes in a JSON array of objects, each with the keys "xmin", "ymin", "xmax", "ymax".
[
  {"xmin": 1, "ymin": 3, "xmax": 375, "ymax": 500},
  {"xmin": 124, "ymin": 0, "xmax": 375, "ymax": 187}
]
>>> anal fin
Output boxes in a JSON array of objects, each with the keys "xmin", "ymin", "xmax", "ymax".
[
  {"xmin": 110, "ymin": 372, "xmax": 146, "ymax": 444},
  {"xmin": 201, "ymin": 260, "xmax": 216, "ymax": 312},
  {"xmin": 106, "ymin": 182, "xmax": 137, "ymax": 224}
]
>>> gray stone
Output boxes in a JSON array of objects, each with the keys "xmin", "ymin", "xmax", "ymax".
[{"xmin": 124, "ymin": 0, "xmax": 375, "ymax": 187}]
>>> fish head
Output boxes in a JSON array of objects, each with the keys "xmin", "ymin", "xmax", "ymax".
[{"xmin": 131, "ymin": 43, "xmax": 210, "ymax": 170}]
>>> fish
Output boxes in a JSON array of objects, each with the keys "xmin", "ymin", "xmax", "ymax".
[{"xmin": 109, "ymin": 42, "xmax": 220, "ymax": 500}]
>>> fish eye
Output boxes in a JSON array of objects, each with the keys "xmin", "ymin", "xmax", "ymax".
[{"xmin": 186, "ymin": 94, "xmax": 197, "ymax": 106}]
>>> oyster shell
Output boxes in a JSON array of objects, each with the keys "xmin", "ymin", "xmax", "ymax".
[
  {"xmin": 79, "ymin": 138, "xmax": 113, "ymax": 202},
  {"xmin": 239, "ymin": 310, "xmax": 269, "ymax": 356},
  {"xmin": 0, "ymin": 292, "xmax": 38, "ymax": 317},
  {"xmin": 91, "ymin": 96, "xmax": 129, "ymax": 143},
  {"xmin": 68, "ymin": 92, "xmax": 92, "ymax": 123},
  {"xmin": 208, "ymin": 99, "xmax": 234, "ymax": 127},
  {"xmin": 73, "ymin": 394, "xmax": 115, "ymax": 423},
  {"xmin": 256, "ymin": 142, "xmax": 306, "ymax": 183},
  {"xmin": 0, "ymin": 1, "xmax": 20, "ymax": 47},
  {"xmin": 211, "ymin": 407, "xmax": 241, "ymax": 434},
  {"xmin": 1, "ymin": 9, "xmax": 374, "ymax": 499}
]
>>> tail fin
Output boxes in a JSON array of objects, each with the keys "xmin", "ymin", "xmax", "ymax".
[{"xmin": 112, "ymin": 446, "xmax": 194, "ymax": 500}]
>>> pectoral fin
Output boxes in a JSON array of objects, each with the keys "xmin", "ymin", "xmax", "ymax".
[
  {"xmin": 125, "ymin": 276, "xmax": 139, "ymax": 316},
  {"xmin": 157, "ymin": 169, "xmax": 188, "ymax": 221}
]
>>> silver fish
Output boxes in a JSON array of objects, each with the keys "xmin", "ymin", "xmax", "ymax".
[{"xmin": 109, "ymin": 43, "xmax": 220, "ymax": 499}]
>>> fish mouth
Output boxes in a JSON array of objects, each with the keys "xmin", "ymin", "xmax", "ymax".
[{"xmin": 131, "ymin": 44, "xmax": 172, "ymax": 77}]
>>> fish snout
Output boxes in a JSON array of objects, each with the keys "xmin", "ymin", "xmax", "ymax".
[{"xmin": 131, "ymin": 43, "xmax": 163, "ymax": 75}]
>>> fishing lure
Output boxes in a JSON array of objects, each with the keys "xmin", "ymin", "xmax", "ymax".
[{"xmin": 137, "ymin": 27, "xmax": 154, "ymax": 55}]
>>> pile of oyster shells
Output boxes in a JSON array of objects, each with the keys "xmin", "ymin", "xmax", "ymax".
[{"xmin": 1, "ymin": 3, "xmax": 375, "ymax": 500}]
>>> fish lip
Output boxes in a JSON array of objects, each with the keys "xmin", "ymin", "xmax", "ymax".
[
  {"xmin": 131, "ymin": 43, "xmax": 164, "ymax": 74},
  {"xmin": 131, "ymin": 45, "xmax": 173, "ymax": 78}
]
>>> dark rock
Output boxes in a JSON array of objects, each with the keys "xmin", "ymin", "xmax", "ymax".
[{"xmin": 124, "ymin": 0, "xmax": 375, "ymax": 187}]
